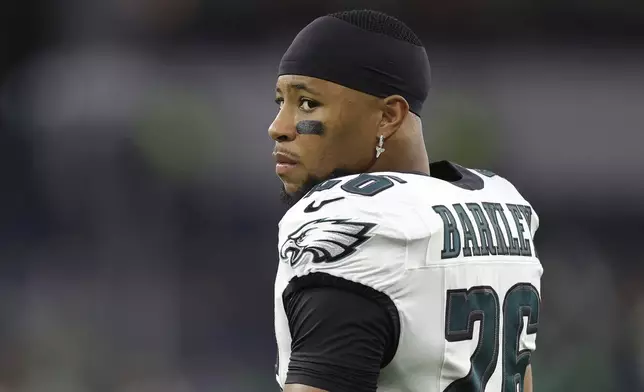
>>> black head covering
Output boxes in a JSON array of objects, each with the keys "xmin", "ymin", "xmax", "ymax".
[{"xmin": 278, "ymin": 13, "xmax": 431, "ymax": 115}]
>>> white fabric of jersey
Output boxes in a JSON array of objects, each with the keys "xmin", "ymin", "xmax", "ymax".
[{"xmin": 274, "ymin": 168, "xmax": 543, "ymax": 392}]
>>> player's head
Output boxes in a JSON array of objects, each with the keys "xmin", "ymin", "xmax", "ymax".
[{"xmin": 270, "ymin": 10, "xmax": 431, "ymax": 205}]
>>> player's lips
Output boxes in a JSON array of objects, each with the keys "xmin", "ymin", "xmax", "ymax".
[{"xmin": 273, "ymin": 152, "xmax": 299, "ymax": 175}]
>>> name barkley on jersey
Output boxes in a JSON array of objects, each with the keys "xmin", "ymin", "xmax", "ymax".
[{"xmin": 433, "ymin": 202, "xmax": 535, "ymax": 259}]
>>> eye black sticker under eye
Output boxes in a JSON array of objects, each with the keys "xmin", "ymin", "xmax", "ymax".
[{"xmin": 296, "ymin": 120, "xmax": 325, "ymax": 135}]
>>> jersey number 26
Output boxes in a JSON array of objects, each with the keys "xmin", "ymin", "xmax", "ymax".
[{"xmin": 444, "ymin": 283, "xmax": 540, "ymax": 392}]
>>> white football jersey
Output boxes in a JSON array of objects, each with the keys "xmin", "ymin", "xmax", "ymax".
[{"xmin": 275, "ymin": 164, "xmax": 542, "ymax": 392}]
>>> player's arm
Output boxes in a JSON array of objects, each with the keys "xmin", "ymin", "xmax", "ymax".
[
  {"xmin": 282, "ymin": 274, "xmax": 398, "ymax": 392},
  {"xmin": 524, "ymin": 364, "xmax": 533, "ymax": 392},
  {"xmin": 284, "ymin": 385, "xmax": 326, "ymax": 392}
]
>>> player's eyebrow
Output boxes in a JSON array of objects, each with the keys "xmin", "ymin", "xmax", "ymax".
[{"xmin": 276, "ymin": 83, "xmax": 321, "ymax": 96}]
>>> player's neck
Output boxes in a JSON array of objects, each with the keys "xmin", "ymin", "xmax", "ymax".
[{"xmin": 368, "ymin": 134, "xmax": 430, "ymax": 175}]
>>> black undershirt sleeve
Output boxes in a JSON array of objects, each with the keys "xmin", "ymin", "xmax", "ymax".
[{"xmin": 283, "ymin": 273, "xmax": 399, "ymax": 392}]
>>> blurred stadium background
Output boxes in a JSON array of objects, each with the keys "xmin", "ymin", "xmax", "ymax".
[{"xmin": 0, "ymin": 1, "xmax": 642, "ymax": 391}]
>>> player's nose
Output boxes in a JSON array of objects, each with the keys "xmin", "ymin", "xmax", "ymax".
[{"xmin": 268, "ymin": 111, "xmax": 296, "ymax": 142}]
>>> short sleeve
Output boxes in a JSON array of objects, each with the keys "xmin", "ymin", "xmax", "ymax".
[
  {"xmin": 275, "ymin": 182, "xmax": 432, "ymax": 390},
  {"xmin": 278, "ymin": 192, "xmax": 430, "ymax": 299},
  {"xmin": 283, "ymin": 274, "xmax": 398, "ymax": 392}
]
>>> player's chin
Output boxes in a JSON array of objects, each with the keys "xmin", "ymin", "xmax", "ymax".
[
  {"xmin": 280, "ymin": 178, "xmax": 304, "ymax": 195},
  {"xmin": 276, "ymin": 170, "xmax": 302, "ymax": 192}
]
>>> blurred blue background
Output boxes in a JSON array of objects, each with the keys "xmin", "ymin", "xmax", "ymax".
[{"xmin": 0, "ymin": 1, "xmax": 642, "ymax": 391}]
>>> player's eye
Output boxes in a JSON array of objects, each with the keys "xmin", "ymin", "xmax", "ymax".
[
  {"xmin": 299, "ymin": 98, "xmax": 320, "ymax": 113},
  {"xmin": 274, "ymin": 97, "xmax": 284, "ymax": 109}
]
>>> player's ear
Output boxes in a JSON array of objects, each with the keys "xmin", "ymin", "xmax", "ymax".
[{"xmin": 378, "ymin": 95, "xmax": 409, "ymax": 138}]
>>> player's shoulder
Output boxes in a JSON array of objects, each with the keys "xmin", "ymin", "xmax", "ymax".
[
  {"xmin": 277, "ymin": 172, "xmax": 423, "ymax": 294},
  {"xmin": 469, "ymin": 167, "xmax": 531, "ymax": 202},
  {"xmin": 465, "ymin": 165, "xmax": 539, "ymax": 224},
  {"xmin": 280, "ymin": 171, "xmax": 432, "ymax": 232},
  {"xmin": 278, "ymin": 163, "xmax": 538, "ymax": 241},
  {"xmin": 429, "ymin": 162, "xmax": 539, "ymax": 232},
  {"xmin": 423, "ymin": 162, "xmax": 528, "ymax": 199}
]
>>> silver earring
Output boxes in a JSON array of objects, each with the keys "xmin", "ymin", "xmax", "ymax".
[{"xmin": 375, "ymin": 135, "xmax": 385, "ymax": 158}]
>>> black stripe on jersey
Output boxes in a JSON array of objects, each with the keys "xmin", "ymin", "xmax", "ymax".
[{"xmin": 430, "ymin": 161, "xmax": 485, "ymax": 191}]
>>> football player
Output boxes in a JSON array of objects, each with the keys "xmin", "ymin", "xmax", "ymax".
[{"xmin": 270, "ymin": 9, "xmax": 541, "ymax": 392}]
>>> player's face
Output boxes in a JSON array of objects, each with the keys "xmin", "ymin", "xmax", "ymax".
[{"xmin": 269, "ymin": 75, "xmax": 381, "ymax": 195}]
